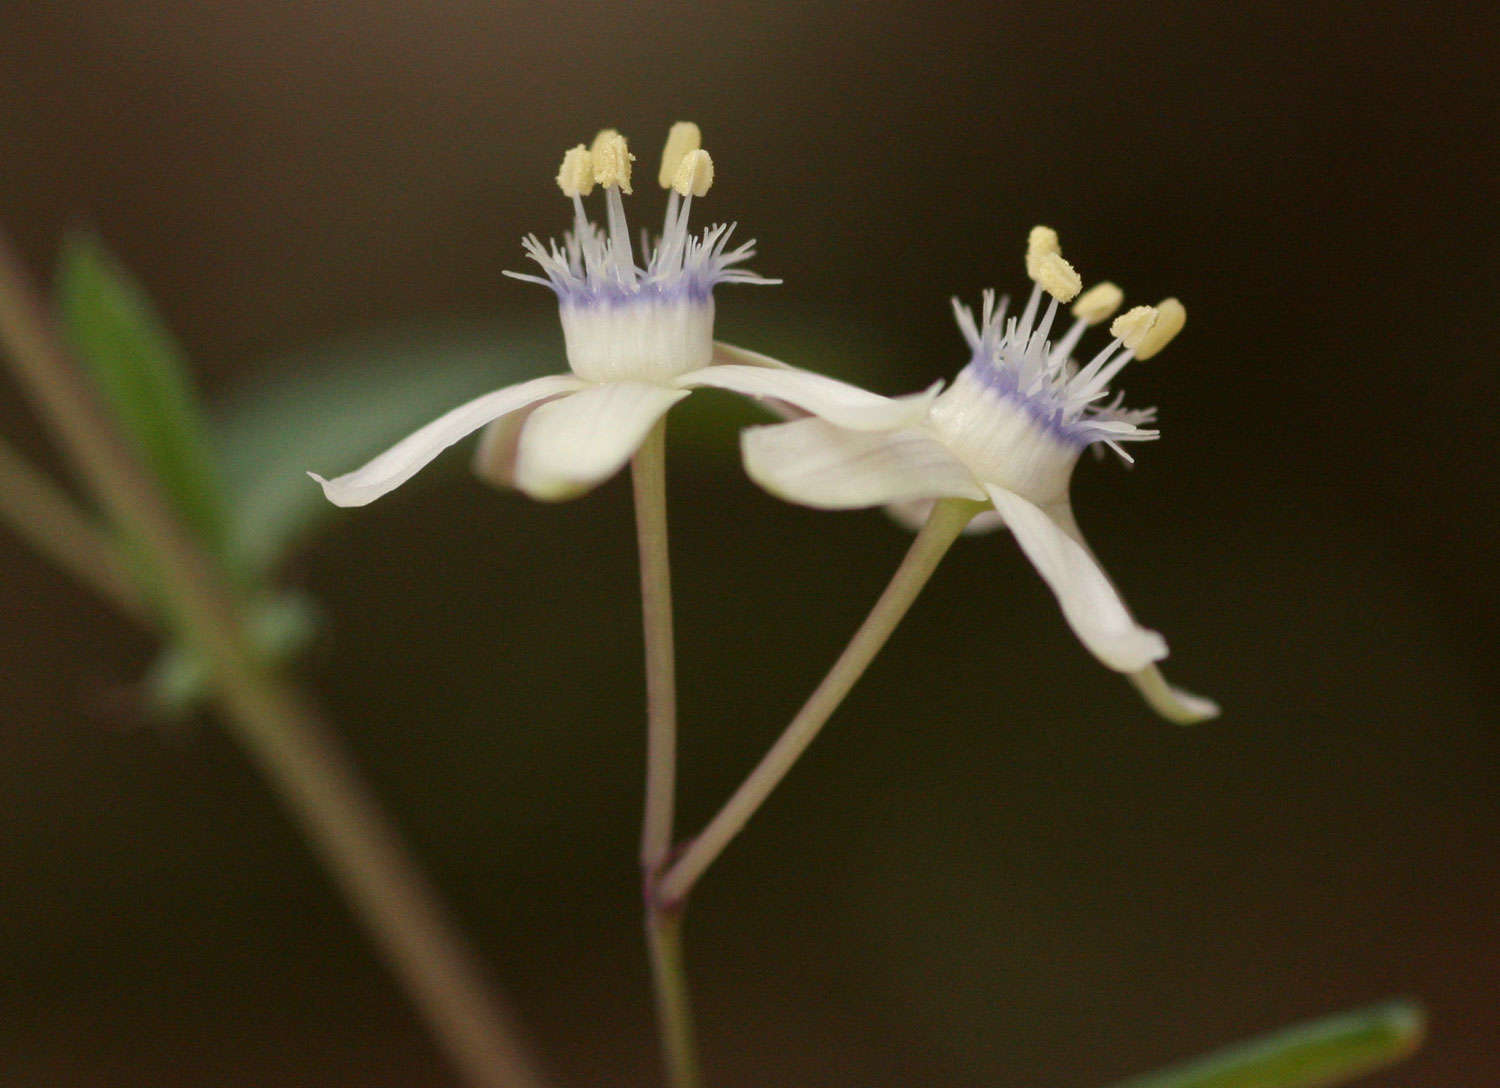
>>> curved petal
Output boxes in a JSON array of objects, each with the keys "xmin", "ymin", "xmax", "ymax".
[
  {"xmin": 886, "ymin": 497, "xmax": 1007, "ymax": 535},
  {"xmin": 515, "ymin": 380, "xmax": 689, "ymax": 501},
  {"xmin": 310, "ymin": 374, "xmax": 585, "ymax": 507},
  {"xmin": 710, "ymin": 339, "xmax": 796, "ymax": 370},
  {"xmin": 1128, "ymin": 665, "xmax": 1220, "ymax": 724},
  {"xmin": 982, "ymin": 484, "xmax": 1169, "ymax": 673},
  {"xmin": 679, "ymin": 364, "xmax": 941, "ymax": 432},
  {"xmin": 742, "ymin": 416, "xmax": 985, "ymax": 509},
  {"xmin": 471, "ymin": 389, "xmax": 575, "ymax": 491}
]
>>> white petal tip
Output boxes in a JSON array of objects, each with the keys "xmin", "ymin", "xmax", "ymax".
[
  {"xmin": 1173, "ymin": 692, "xmax": 1221, "ymax": 724},
  {"xmin": 516, "ymin": 478, "xmax": 590, "ymax": 503},
  {"xmin": 307, "ymin": 471, "xmax": 360, "ymax": 508},
  {"xmin": 1129, "ymin": 665, "xmax": 1220, "ymax": 725},
  {"xmin": 1151, "ymin": 689, "xmax": 1220, "ymax": 725}
]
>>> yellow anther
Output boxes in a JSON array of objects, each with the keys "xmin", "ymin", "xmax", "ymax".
[
  {"xmin": 658, "ymin": 121, "xmax": 702, "ymax": 189},
  {"xmin": 1111, "ymin": 305, "xmax": 1160, "ymax": 351},
  {"xmin": 555, "ymin": 145, "xmax": 595, "ymax": 198},
  {"xmin": 590, "ymin": 128, "xmax": 621, "ymax": 158},
  {"xmin": 1071, "ymin": 282, "xmax": 1124, "ymax": 325},
  {"xmin": 672, "ymin": 149, "xmax": 714, "ymax": 197},
  {"xmin": 1025, "ymin": 225, "xmax": 1061, "ymax": 279},
  {"xmin": 1133, "ymin": 298, "xmax": 1186, "ymax": 359},
  {"xmin": 592, "ymin": 132, "xmax": 635, "ymax": 194},
  {"xmin": 1036, "ymin": 252, "xmax": 1082, "ymax": 303}
]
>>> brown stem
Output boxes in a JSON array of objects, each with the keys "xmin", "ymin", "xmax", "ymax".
[
  {"xmin": 0, "ymin": 435, "xmax": 148, "ymax": 622},
  {"xmin": 0, "ymin": 227, "xmax": 546, "ymax": 1088}
]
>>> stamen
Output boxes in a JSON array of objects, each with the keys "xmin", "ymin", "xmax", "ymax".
[
  {"xmin": 1133, "ymin": 298, "xmax": 1186, "ymax": 359},
  {"xmin": 1071, "ymin": 282, "xmax": 1123, "ymax": 325},
  {"xmin": 1072, "ymin": 306, "xmax": 1160, "ymax": 402},
  {"xmin": 592, "ymin": 132, "xmax": 635, "ymax": 194},
  {"xmin": 513, "ymin": 122, "xmax": 772, "ymax": 309},
  {"xmin": 1017, "ymin": 280, "xmax": 1045, "ymax": 343},
  {"xmin": 590, "ymin": 128, "xmax": 621, "ymax": 160},
  {"xmin": 1029, "ymin": 296, "xmax": 1062, "ymax": 360},
  {"xmin": 1026, "ymin": 225, "xmax": 1061, "ymax": 279},
  {"xmin": 1050, "ymin": 321, "xmax": 1089, "ymax": 367},
  {"xmin": 591, "ymin": 132, "xmax": 637, "ymax": 285},
  {"xmin": 658, "ymin": 121, "xmax": 702, "ymax": 188},
  {"xmin": 1110, "ymin": 306, "xmax": 1159, "ymax": 352},
  {"xmin": 556, "ymin": 145, "xmax": 595, "ymax": 198},
  {"xmin": 1036, "ymin": 252, "xmax": 1082, "ymax": 303},
  {"xmin": 673, "ymin": 149, "xmax": 714, "ymax": 197}
]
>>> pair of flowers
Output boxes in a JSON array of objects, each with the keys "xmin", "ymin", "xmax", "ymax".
[{"xmin": 312, "ymin": 123, "xmax": 1215, "ymax": 723}]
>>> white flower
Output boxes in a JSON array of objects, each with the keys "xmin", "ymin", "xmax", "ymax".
[
  {"xmin": 740, "ymin": 227, "xmax": 1217, "ymax": 724},
  {"xmin": 311, "ymin": 123, "xmax": 934, "ymax": 506}
]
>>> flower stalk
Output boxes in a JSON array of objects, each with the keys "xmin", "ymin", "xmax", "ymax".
[
  {"xmin": 634, "ymin": 417, "xmax": 678, "ymax": 872},
  {"xmin": 646, "ymin": 909, "xmax": 702, "ymax": 1088},
  {"xmin": 657, "ymin": 497, "xmax": 980, "ymax": 907},
  {"xmin": 631, "ymin": 417, "xmax": 702, "ymax": 1088},
  {"xmin": 0, "ymin": 226, "xmax": 546, "ymax": 1088}
]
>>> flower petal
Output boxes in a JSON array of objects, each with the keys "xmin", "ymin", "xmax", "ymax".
[
  {"xmin": 471, "ymin": 389, "xmax": 575, "ymax": 491},
  {"xmin": 742, "ymin": 416, "xmax": 986, "ymax": 509},
  {"xmin": 679, "ymin": 364, "xmax": 941, "ymax": 432},
  {"xmin": 710, "ymin": 340, "xmax": 796, "ymax": 369},
  {"xmin": 982, "ymin": 484, "xmax": 1169, "ymax": 672},
  {"xmin": 309, "ymin": 374, "xmax": 586, "ymax": 507},
  {"xmin": 886, "ymin": 497, "xmax": 1007, "ymax": 535},
  {"xmin": 1128, "ymin": 665, "xmax": 1220, "ymax": 724},
  {"xmin": 514, "ymin": 380, "xmax": 690, "ymax": 501}
]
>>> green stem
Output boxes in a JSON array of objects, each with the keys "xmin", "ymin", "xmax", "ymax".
[
  {"xmin": 657, "ymin": 498, "xmax": 978, "ymax": 906},
  {"xmin": 645, "ymin": 911, "xmax": 701, "ymax": 1088},
  {"xmin": 630, "ymin": 418, "xmax": 702, "ymax": 1088},
  {"xmin": 0, "ymin": 228, "xmax": 546, "ymax": 1088},
  {"xmin": 632, "ymin": 418, "xmax": 678, "ymax": 872},
  {"xmin": 0, "ymin": 435, "xmax": 148, "ymax": 622}
]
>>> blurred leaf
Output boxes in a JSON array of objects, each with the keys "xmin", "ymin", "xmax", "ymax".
[
  {"xmin": 1104, "ymin": 1000, "xmax": 1425, "ymax": 1088},
  {"xmin": 215, "ymin": 318, "xmax": 560, "ymax": 575},
  {"xmin": 145, "ymin": 591, "xmax": 321, "ymax": 720},
  {"xmin": 56, "ymin": 233, "xmax": 231, "ymax": 560}
]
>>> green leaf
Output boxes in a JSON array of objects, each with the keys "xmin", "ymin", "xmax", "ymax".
[
  {"xmin": 215, "ymin": 318, "xmax": 560, "ymax": 575},
  {"xmin": 1104, "ymin": 1000, "xmax": 1425, "ymax": 1088},
  {"xmin": 144, "ymin": 591, "xmax": 321, "ymax": 720},
  {"xmin": 56, "ymin": 233, "xmax": 231, "ymax": 561}
]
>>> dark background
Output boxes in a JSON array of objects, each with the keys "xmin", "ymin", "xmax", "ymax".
[{"xmin": 1, "ymin": 1, "xmax": 1496, "ymax": 1085}]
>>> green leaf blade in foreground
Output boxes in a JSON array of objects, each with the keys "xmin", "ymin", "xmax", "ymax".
[
  {"xmin": 1105, "ymin": 1000, "xmax": 1425, "ymax": 1088},
  {"xmin": 56, "ymin": 233, "xmax": 230, "ymax": 559},
  {"xmin": 215, "ymin": 319, "xmax": 559, "ymax": 575}
]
